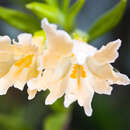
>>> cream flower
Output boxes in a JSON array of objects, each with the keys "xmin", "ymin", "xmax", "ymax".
[
  {"xmin": 40, "ymin": 19, "xmax": 130, "ymax": 116},
  {"xmin": 0, "ymin": 33, "xmax": 45, "ymax": 99},
  {"xmin": 27, "ymin": 18, "xmax": 73, "ymax": 97}
]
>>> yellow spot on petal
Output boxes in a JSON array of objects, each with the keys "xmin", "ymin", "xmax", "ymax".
[
  {"xmin": 14, "ymin": 54, "xmax": 33, "ymax": 68},
  {"xmin": 80, "ymin": 65, "xmax": 86, "ymax": 78},
  {"xmin": 71, "ymin": 53, "xmax": 75, "ymax": 57},
  {"xmin": 70, "ymin": 64, "xmax": 78, "ymax": 79},
  {"xmin": 70, "ymin": 64, "xmax": 87, "ymax": 90},
  {"xmin": 70, "ymin": 64, "xmax": 86, "ymax": 79}
]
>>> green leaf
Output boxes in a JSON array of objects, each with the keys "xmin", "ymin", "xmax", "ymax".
[
  {"xmin": 93, "ymin": 97, "xmax": 123, "ymax": 130},
  {"xmin": 44, "ymin": 98, "xmax": 72, "ymax": 130},
  {"xmin": 45, "ymin": 0, "xmax": 58, "ymax": 7},
  {"xmin": 87, "ymin": 0, "xmax": 127, "ymax": 42},
  {"xmin": 26, "ymin": 2, "xmax": 64, "ymax": 25},
  {"xmin": 44, "ymin": 112, "xmax": 69, "ymax": 130},
  {"xmin": 65, "ymin": 0, "xmax": 84, "ymax": 31},
  {"xmin": 0, "ymin": 109, "xmax": 33, "ymax": 130},
  {"xmin": 63, "ymin": 0, "xmax": 70, "ymax": 13},
  {"xmin": 68, "ymin": 0, "xmax": 85, "ymax": 22},
  {"xmin": 0, "ymin": 7, "xmax": 40, "ymax": 33},
  {"xmin": 51, "ymin": 98, "xmax": 67, "ymax": 113}
]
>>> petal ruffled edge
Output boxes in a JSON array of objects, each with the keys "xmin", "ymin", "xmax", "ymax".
[
  {"xmin": 41, "ymin": 18, "xmax": 73, "ymax": 68},
  {"xmin": 93, "ymin": 39, "xmax": 121, "ymax": 64},
  {"xmin": 17, "ymin": 33, "xmax": 32, "ymax": 45}
]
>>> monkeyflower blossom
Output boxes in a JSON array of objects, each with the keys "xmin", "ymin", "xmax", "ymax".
[
  {"xmin": 0, "ymin": 33, "xmax": 45, "ymax": 99},
  {"xmin": 39, "ymin": 19, "xmax": 130, "ymax": 116}
]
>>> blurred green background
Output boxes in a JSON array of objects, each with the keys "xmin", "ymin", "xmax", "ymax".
[{"xmin": 0, "ymin": 0, "xmax": 130, "ymax": 130}]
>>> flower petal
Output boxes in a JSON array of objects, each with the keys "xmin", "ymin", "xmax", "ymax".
[
  {"xmin": 1, "ymin": 66, "xmax": 29, "ymax": 91},
  {"xmin": 87, "ymin": 56, "xmax": 115, "ymax": 79},
  {"xmin": 27, "ymin": 88, "xmax": 37, "ymax": 100},
  {"xmin": 32, "ymin": 36, "xmax": 45, "ymax": 53},
  {"xmin": 64, "ymin": 77, "xmax": 94, "ymax": 116},
  {"xmin": 13, "ymin": 68, "xmax": 29, "ymax": 90},
  {"xmin": 41, "ymin": 18, "xmax": 73, "ymax": 68},
  {"xmin": 73, "ymin": 40, "xmax": 97, "ymax": 65},
  {"xmin": 0, "ymin": 36, "xmax": 15, "ymax": 62},
  {"xmin": 41, "ymin": 58, "xmax": 71, "ymax": 104},
  {"xmin": 87, "ymin": 57, "xmax": 130, "ymax": 85},
  {"xmin": 27, "ymin": 71, "xmax": 46, "ymax": 93},
  {"xmin": 92, "ymin": 39, "xmax": 121, "ymax": 64},
  {"xmin": 64, "ymin": 94, "xmax": 76, "ymax": 108},
  {"xmin": 0, "ymin": 35, "xmax": 11, "ymax": 43},
  {"xmin": 0, "ymin": 62, "xmax": 14, "ymax": 78},
  {"xmin": 0, "ymin": 54, "xmax": 37, "ymax": 94},
  {"xmin": 113, "ymin": 72, "xmax": 130, "ymax": 85},
  {"xmin": 13, "ymin": 55, "xmax": 39, "ymax": 90},
  {"xmin": 17, "ymin": 33, "xmax": 32, "ymax": 45},
  {"xmin": 0, "ymin": 78, "xmax": 12, "ymax": 95},
  {"xmin": 89, "ymin": 75, "xmax": 113, "ymax": 95},
  {"xmin": 78, "ymin": 79, "xmax": 94, "ymax": 116},
  {"xmin": 45, "ymin": 77, "xmax": 68, "ymax": 105},
  {"xmin": 0, "ymin": 36, "xmax": 12, "ymax": 49},
  {"xmin": 64, "ymin": 78, "xmax": 77, "ymax": 107},
  {"xmin": 42, "ymin": 57, "xmax": 71, "ymax": 86}
]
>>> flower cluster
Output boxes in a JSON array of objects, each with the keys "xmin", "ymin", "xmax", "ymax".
[{"xmin": 0, "ymin": 19, "xmax": 129, "ymax": 116}]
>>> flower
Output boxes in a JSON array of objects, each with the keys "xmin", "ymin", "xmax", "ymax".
[
  {"xmin": 0, "ymin": 33, "xmax": 45, "ymax": 100},
  {"xmin": 40, "ymin": 19, "xmax": 130, "ymax": 116},
  {"xmin": 27, "ymin": 18, "xmax": 73, "ymax": 98}
]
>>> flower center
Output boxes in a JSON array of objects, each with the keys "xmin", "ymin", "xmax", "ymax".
[{"xmin": 70, "ymin": 64, "xmax": 86, "ymax": 79}]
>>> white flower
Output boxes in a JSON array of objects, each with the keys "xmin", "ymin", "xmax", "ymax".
[
  {"xmin": 27, "ymin": 18, "xmax": 73, "ymax": 98},
  {"xmin": 0, "ymin": 33, "xmax": 45, "ymax": 100},
  {"xmin": 40, "ymin": 19, "xmax": 130, "ymax": 116}
]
